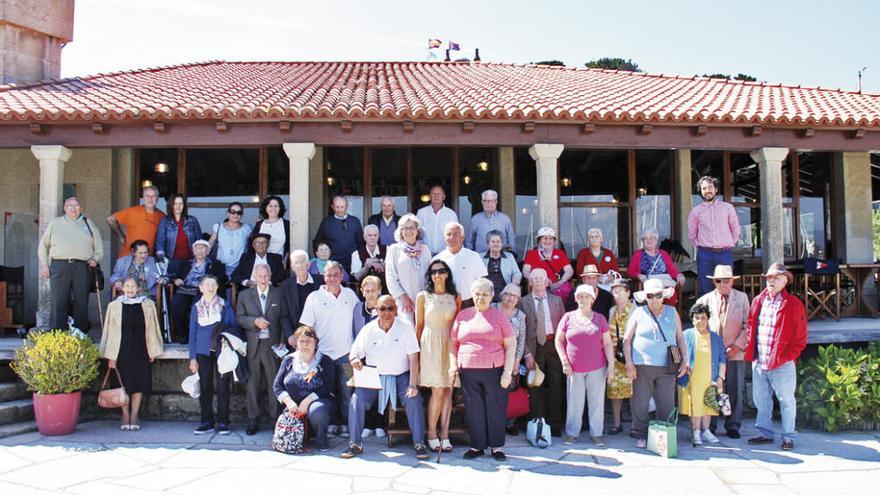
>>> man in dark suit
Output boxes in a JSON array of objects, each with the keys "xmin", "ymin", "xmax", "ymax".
[
  {"xmin": 280, "ymin": 249, "xmax": 324, "ymax": 348},
  {"xmin": 236, "ymin": 264, "xmax": 284, "ymax": 435},
  {"xmin": 519, "ymin": 267, "xmax": 566, "ymax": 437},
  {"xmin": 367, "ymin": 195, "xmax": 401, "ymax": 248},
  {"xmin": 231, "ymin": 233, "xmax": 285, "ymax": 289}
]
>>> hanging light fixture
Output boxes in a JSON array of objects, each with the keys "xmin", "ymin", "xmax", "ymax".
[
  {"xmin": 477, "ymin": 161, "xmax": 489, "ymax": 172},
  {"xmin": 326, "ymin": 176, "xmax": 336, "ymax": 186},
  {"xmin": 561, "ymin": 177, "xmax": 572, "ymax": 188},
  {"xmin": 154, "ymin": 162, "xmax": 169, "ymax": 174},
  {"xmin": 141, "ymin": 179, "xmax": 153, "ymax": 188},
  {"xmin": 463, "ymin": 175, "xmax": 471, "ymax": 185},
  {"xmin": 420, "ymin": 194, "xmax": 430, "ymax": 203}
]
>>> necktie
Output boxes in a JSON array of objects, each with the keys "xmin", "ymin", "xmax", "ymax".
[
  {"xmin": 260, "ymin": 292, "xmax": 267, "ymax": 314},
  {"xmin": 719, "ymin": 295, "xmax": 728, "ymax": 330},
  {"xmin": 536, "ymin": 298, "xmax": 547, "ymax": 345}
]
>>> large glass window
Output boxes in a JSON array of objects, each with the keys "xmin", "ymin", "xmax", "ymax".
[
  {"xmin": 560, "ymin": 206, "xmax": 631, "ymax": 259},
  {"xmin": 185, "ymin": 149, "xmax": 260, "ymax": 229},
  {"xmin": 411, "ymin": 148, "xmax": 453, "ymax": 213},
  {"xmin": 690, "ymin": 150, "xmax": 724, "ymax": 207},
  {"xmin": 635, "ymin": 150, "xmax": 672, "ymax": 243},
  {"xmin": 138, "ymin": 148, "xmax": 178, "ymax": 212},
  {"xmin": 458, "ymin": 147, "xmax": 497, "ymax": 237},
  {"xmin": 795, "ymin": 152, "xmax": 832, "ymax": 258},
  {"xmin": 325, "ymin": 148, "xmax": 364, "ymax": 221},
  {"xmin": 515, "ymin": 148, "xmax": 538, "ymax": 253},
  {"xmin": 267, "ymin": 147, "xmax": 289, "ymax": 195},
  {"xmin": 371, "ymin": 148, "xmax": 408, "ymax": 217}
]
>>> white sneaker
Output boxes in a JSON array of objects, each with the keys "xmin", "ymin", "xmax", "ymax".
[
  {"xmin": 692, "ymin": 431, "xmax": 703, "ymax": 446},
  {"xmin": 327, "ymin": 425, "xmax": 338, "ymax": 437},
  {"xmin": 374, "ymin": 428, "xmax": 387, "ymax": 438},
  {"xmin": 701, "ymin": 430, "xmax": 720, "ymax": 444},
  {"xmin": 361, "ymin": 428, "xmax": 373, "ymax": 438}
]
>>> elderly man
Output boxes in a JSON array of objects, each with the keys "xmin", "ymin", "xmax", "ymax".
[
  {"xmin": 169, "ymin": 239, "xmax": 227, "ymax": 342},
  {"xmin": 696, "ymin": 265, "xmax": 750, "ymax": 439},
  {"xmin": 299, "ymin": 261, "xmax": 361, "ymax": 438},
  {"xmin": 417, "ymin": 185, "xmax": 459, "ymax": 255},
  {"xmin": 468, "ymin": 189, "xmax": 516, "ymax": 255},
  {"xmin": 688, "ymin": 176, "xmax": 740, "ymax": 295},
  {"xmin": 368, "ymin": 195, "xmax": 401, "ymax": 247},
  {"xmin": 38, "ymin": 196, "xmax": 103, "ymax": 331},
  {"xmin": 280, "ymin": 250, "xmax": 324, "ymax": 348},
  {"xmin": 432, "ymin": 222, "xmax": 487, "ymax": 308},
  {"xmin": 341, "ymin": 295, "xmax": 429, "ymax": 459},
  {"xmin": 744, "ymin": 263, "xmax": 807, "ymax": 451},
  {"xmin": 108, "ymin": 185, "xmax": 164, "ymax": 258},
  {"xmin": 350, "ymin": 224, "xmax": 386, "ymax": 284},
  {"xmin": 314, "ymin": 195, "xmax": 365, "ymax": 273},
  {"xmin": 519, "ymin": 268, "xmax": 567, "ymax": 437},
  {"xmin": 237, "ymin": 264, "xmax": 284, "ymax": 436},
  {"xmin": 570, "ymin": 264, "xmax": 614, "ymax": 316},
  {"xmin": 231, "ymin": 233, "xmax": 285, "ymax": 289}
]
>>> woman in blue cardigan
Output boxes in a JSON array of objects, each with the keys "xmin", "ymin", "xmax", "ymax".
[
  {"xmin": 679, "ymin": 303, "xmax": 727, "ymax": 446},
  {"xmin": 274, "ymin": 325, "xmax": 337, "ymax": 451},
  {"xmin": 188, "ymin": 274, "xmax": 238, "ymax": 435}
]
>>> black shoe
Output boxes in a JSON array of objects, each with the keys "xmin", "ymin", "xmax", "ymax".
[
  {"xmin": 341, "ymin": 443, "xmax": 363, "ymax": 458},
  {"xmin": 414, "ymin": 443, "xmax": 430, "ymax": 460},
  {"xmin": 463, "ymin": 448, "xmax": 484, "ymax": 460},
  {"xmin": 506, "ymin": 425, "xmax": 519, "ymax": 436},
  {"xmin": 216, "ymin": 424, "xmax": 230, "ymax": 435},
  {"xmin": 246, "ymin": 424, "xmax": 259, "ymax": 436},
  {"xmin": 781, "ymin": 439, "xmax": 795, "ymax": 451},
  {"xmin": 193, "ymin": 423, "xmax": 214, "ymax": 435},
  {"xmin": 748, "ymin": 435, "xmax": 773, "ymax": 445},
  {"xmin": 491, "ymin": 450, "xmax": 507, "ymax": 461},
  {"xmin": 608, "ymin": 425, "xmax": 623, "ymax": 435},
  {"xmin": 726, "ymin": 429, "xmax": 741, "ymax": 439}
]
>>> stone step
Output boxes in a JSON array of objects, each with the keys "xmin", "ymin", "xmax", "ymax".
[
  {"xmin": 0, "ymin": 420, "xmax": 37, "ymax": 439},
  {"xmin": 0, "ymin": 398, "xmax": 33, "ymax": 425},
  {"xmin": 0, "ymin": 381, "xmax": 27, "ymax": 402}
]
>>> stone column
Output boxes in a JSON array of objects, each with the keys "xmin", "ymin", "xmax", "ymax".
[
  {"xmin": 498, "ymin": 147, "xmax": 515, "ymax": 226},
  {"xmin": 750, "ymin": 147, "xmax": 789, "ymax": 270},
  {"xmin": 282, "ymin": 143, "xmax": 316, "ymax": 255},
  {"xmin": 31, "ymin": 145, "xmax": 72, "ymax": 328},
  {"xmin": 672, "ymin": 149, "xmax": 694, "ymax": 255},
  {"xmin": 833, "ymin": 152, "xmax": 873, "ymax": 263},
  {"xmin": 528, "ymin": 144, "xmax": 564, "ymax": 234}
]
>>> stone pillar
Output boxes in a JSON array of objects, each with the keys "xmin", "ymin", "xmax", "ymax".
[
  {"xmin": 282, "ymin": 143, "xmax": 317, "ymax": 255},
  {"xmin": 498, "ymin": 147, "xmax": 515, "ymax": 226},
  {"xmin": 528, "ymin": 144, "xmax": 564, "ymax": 233},
  {"xmin": 833, "ymin": 152, "xmax": 874, "ymax": 263},
  {"xmin": 750, "ymin": 147, "xmax": 789, "ymax": 270},
  {"xmin": 31, "ymin": 144, "xmax": 72, "ymax": 327},
  {"xmin": 672, "ymin": 149, "xmax": 694, "ymax": 255}
]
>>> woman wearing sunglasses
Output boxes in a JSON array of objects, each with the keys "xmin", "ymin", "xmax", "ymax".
[
  {"xmin": 208, "ymin": 202, "xmax": 253, "ymax": 279},
  {"xmin": 623, "ymin": 278, "xmax": 689, "ymax": 449}
]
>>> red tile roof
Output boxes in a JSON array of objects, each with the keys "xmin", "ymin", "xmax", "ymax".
[{"xmin": 0, "ymin": 61, "xmax": 878, "ymax": 128}]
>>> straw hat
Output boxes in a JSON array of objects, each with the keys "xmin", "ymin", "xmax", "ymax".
[
  {"xmin": 761, "ymin": 262, "xmax": 794, "ymax": 284},
  {"xmin": 705, "ymin": 265, "xmax": 741, "ymax": 280},
  {"xmin": 633, "ymin": 278, "xmax": 675, "ymax": 303},
  {"xmin": 526, "ymin": 363, "xmax": 546, "ymax": 388},
  {"xmin": 579, "ymin": 264, "xmax": 600, "ymax": 278}
]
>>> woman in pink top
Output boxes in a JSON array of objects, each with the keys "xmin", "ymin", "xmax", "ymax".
[
  {"xmin": 555, "ymin": 284, "xmax": 615, "ymax": 445},
  {"xmin": 451, "ymin": 278, "xmax": 516, "ymax": 461}
]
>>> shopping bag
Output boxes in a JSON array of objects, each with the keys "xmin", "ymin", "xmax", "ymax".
[
  {"xmin": 647, "ymin": 408, "xmax": 678, "ymax": 458},
  {"xmin": 526, "ymin": 417, "xmax": 552, "ymax": 448},
  {"xmin": 506, "ymin": 387, "xmax": 529, "ymax": 420}
]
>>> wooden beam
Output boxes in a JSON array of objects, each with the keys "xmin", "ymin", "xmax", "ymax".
[
  {"xmin": 402, "ymin": 120, "xmax": 415, "ymax": 133},
  {"xmin": 639, "ymin": 124, "xmax": 653, "ymax": 135},
  {"xmin": 523, "ymin": 121, "xmax": 535, "ymax": 133},
  {"xmin": 750, "ymin": 125, "xmax": 762, "ymax": 136},
  {"xmin": 340, "ymin": 120, "xmax": 353, "ymax": 132},
  {"xmin": 152, "ymin": 122, "xmax": 166, "ymax": 133},
  {"xmin": 216, "ymin": 121, "xmax": 229, "ymax": 133},
  {"xmin": 853, "ymin": 128, "xmax": 866, "ymax": 139},
  {"xmin": 462, "ymin": 121, "xmax": 475, "ymax": 133},
  {"xmin": 695, "ymin": 125, "xmax": 708, "ymax": 136},
  {"xmin": 581, "ymin": 123, "xmax": 595, "ymax": 134},
  {"xmin": 278, "ymin": 121, "xmax": 291, "ymax": 132},
  {"xmin": 29, "ymin": 123, "xmax": 43, "ymax": 135},
  {"xmin": 801, "ymin": 128, "xmax": 815, "ymax": 138},
  {"xmin": 91, "ymin": 123, "xmax": 106, "ymax": 134}
]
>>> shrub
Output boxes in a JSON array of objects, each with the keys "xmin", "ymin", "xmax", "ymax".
[{"xmin": 11, "ymin": 330, "xmax": 100, "ymax": 395}]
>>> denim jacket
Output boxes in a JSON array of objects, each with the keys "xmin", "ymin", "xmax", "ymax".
[{"xmin": 156, "ymin": 215, "xmax": 203, "ymax": 261}]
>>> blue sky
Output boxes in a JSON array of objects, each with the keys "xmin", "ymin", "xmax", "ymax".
[{"xmin": 64, "ymin": 0, "xmax": 879, "ymax": 93}]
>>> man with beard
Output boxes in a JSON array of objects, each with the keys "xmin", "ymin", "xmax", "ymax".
[{"xmin": 688, "ymin": 176, "xmax": 740, "ymax": 295}]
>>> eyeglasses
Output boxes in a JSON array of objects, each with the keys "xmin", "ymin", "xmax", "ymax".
[
  {"xmin": 430, "ymin": 269, "xmax": 449, "ymax": 275},
  {"xmin": 228, "ymin": 209, "xmax": 243, "ymax": 215},
  {"xmin": 713, "ymin": 279, "xmax": 733, "ymax": 285},
  {"xmin": 645, "ymin": 293, "xmax": 664, "ymax": 300},
  {"xmin": 377, "ymin": 306, "xmax": 396, "ymax": 312}
]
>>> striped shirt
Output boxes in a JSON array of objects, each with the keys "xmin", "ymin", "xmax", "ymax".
[{"xmin": 756, "ymin": 293, "xmax": 783, "ymax": 370}]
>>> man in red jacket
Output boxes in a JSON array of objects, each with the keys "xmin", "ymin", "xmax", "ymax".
[{"xmin": 744, "ymin": 263, "xmax": 808, "ymax": 451}]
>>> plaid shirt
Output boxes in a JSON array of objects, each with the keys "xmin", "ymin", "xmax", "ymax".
[{"xmin": 756, "ymin": 292, "xmax": 783, "ymax": 370}]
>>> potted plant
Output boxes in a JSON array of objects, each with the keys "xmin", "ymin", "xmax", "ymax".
[{"xmin": 11, "ymin": 330, "xmax": 100, "ymax": 435}]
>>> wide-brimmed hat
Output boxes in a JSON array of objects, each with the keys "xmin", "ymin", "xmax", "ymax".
[
  {"xmin": 527, "ymin": 363, "xmax": 546, "ymax": 388},
  {"xmin": 609, "ymin": 278, "xmax": 631, "ymax": 291},
  {"xmin": 705, "ymin": 264, "xmax": 741, "ymax": 280},
  {"xmin": 633, "ymin": 278, "xmax": 675, "ymax": 303},
  {"xmin": 579, "ymin": 264, "xmax": 600, "ymax": 278},
  {"xmin": 761, "ymin": 262, "xmax": 794, "ymax": 284},
  {"xmin": 574, "ymin": 284, "xmax": 596, "ymax": 299},
  {"xmin": 535, "ymin": 227, "xmax": 557, "ymax": 241}
]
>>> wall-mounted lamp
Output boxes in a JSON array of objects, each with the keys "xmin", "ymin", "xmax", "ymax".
[
  {"xmin": 420, "ymin": 194, "xmax": 431, "ymax": 203},
  {"xmin": 326, "ymin": 177, "xmax": 336, "ymax": 186},
  {"xmin": 141, "ymin": 179, "xmax": 153, "ymax": 188},
  {"xmin": 561, "ymin": 177, "xmax": 572, "ymax": 188},
  {"xmin": 154, "ymin": 162, "xmax": 169, "ymax": 174},
  {"xmin": 463, "ymin": 175, "xmax": 471, "ymax": 185},
  {"xmin": 637, "ymin": 187, "xmax": 648, "ymax": 197},
  {"xmin": 477, "ymin": 161, "xmax": 489, "ymax": 172}
]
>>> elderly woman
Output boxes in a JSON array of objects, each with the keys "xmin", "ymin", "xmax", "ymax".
[
  {"xmin": 156, "ymin": 193, "xmax": 203, "ymax": 274},
  {"xmin": 169, "ymin": 239, "xmax": 227, "ymax": 343},
  {"xmin": 352, "ymin": 275, "xmax": 386, "ymax": 438},
  {"xmin": 575, "ymin": 228, "xmax": 620, "ymax": 286},
  {"xmin": 523, "ymin": 227, "xmax": 574, "ymax": 298},
  {"xmin": 555, "ymin": 284, "xmax": 614, "ymax": 445},
  {"xmin": 606, "ymin": 278, "xmax": 634, "ymax": 435},
  {"xmin": 679, "ymin": 303, "xmax": 727, "ymax": 446},
  {"xmin": 188, "ymin": 274, "xmax": 239, "ymax": 435},
  {"xmin": 309, "ymin": 241, "xmax": 350, "ymax": 283},
  {"xmin": 208, "ymin": 201, "xmax": 253, "ymax": 279},
  {"xmin": 627, "ymin": 227, "xmax": 685, "ymax": 304},
  {"xmin": 451, "ymin": 278, "xmax": 516, "ymax": 461},
  {"xmin": 623, "ymin": 278, "xmax": 689, "ymax": 448},
  {"xmin": 274, "ymin": 325, "xmax": 337, "ymax": 451},
  {"xmin": 100, "ymin": 276, "xmax": 164, "ymax": 431},
  {"xmin": 385, "ymin": 213, "xmax": 432, "ymax": 325},
  {"xmin": 416, "ymin": 259, "xmax": 460, "ymax": 452},
  {"xmin": 481, "ymin": 230, "xmax": 522, "ymax": 302},
  {"xmin": 493, "ymin": 283, "xmax": 527, "ymax": 434},
  {"xmin": 110, "ymin": 239, "xmax": 164, "ymax": 298},
  {"xmin": 252, "ymin": 195, "xmax": 290, "ymax": 260}
]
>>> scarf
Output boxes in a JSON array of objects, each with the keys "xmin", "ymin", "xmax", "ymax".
[
  {"xmin": 291, "ymin": 349, "xmax": 324, "ymax": 375},
  {"xmin": 120, "ymin": 295, "xmax": 146, "ymax": 305},
  {"xmin": 402, "ymin": 241, "xmax": 424, "ymax": 268},
  {"xmin": 196, "ymin": 295, "xmax": 225, "ymax": 326}
]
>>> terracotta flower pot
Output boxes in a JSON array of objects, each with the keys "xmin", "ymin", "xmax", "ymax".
[{"xmin": 33, "ymin": 391, "xmax": 81, "ymax": 436}]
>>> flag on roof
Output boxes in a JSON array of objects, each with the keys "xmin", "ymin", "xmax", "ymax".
[
  {"xmin": 448, "ymin": 41, "xmax": 460, "ymax": 51},
  {"xmin": 428, "ymin": 39, "xmax": 442, "ymax": 49}
]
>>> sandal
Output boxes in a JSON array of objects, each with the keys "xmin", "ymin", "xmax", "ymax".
[
  {"xmin": 427, "ymin": 438, "xmax": 441, "ymax": 452},
  {"xmin": 440, "ymin": 438, "xmax": 453, "ymax": 452},
  {"xmin": 608, "ymin": 425, "xmax": 623, "ymax": 435}
]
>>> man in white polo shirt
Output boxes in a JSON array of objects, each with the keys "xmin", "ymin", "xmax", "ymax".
[
  {"xmin": 432, "ymin": 222, "xmax": 487, "ymax": 308},
  {"xmin": 299, "ymin": 260, "xmax": 360, "ymax": 438},
  {"xmin": 341, "ymin": 295, "xmax": 429, "ymax": 460}
]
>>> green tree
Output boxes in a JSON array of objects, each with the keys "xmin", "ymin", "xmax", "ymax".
[
  {"xmin": 585, "ymin": 57, "xmax": 641, "ymax": 72},
  {"xmin": 533, "ymin": 60, "xmax": 565, "ymax": 66},
  {"xmin": 734, "ymin": 73, "xmax": 757, "ymax": 82},
  {"xmin": 701, "ymin": 73, "xmax": 758, "ymax": 81}
]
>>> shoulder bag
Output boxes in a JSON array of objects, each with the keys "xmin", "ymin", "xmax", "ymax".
[{"xmin": 646, "ymin": 307, "xmax": 681, "ymax": 373}]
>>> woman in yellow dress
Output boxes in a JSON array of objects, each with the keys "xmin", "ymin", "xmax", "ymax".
[
  {"xmin": 679, "ymin": 303, "xmax": 727, "ymax": 446},
  {"xmin": 606, "ymin": 278, "xmax": 634, "ymax": 435}
]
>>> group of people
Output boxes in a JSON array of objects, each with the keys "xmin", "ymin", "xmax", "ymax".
[{"xmin": 39, "ymin": 176, "xmax": 808, "ymax": 456}]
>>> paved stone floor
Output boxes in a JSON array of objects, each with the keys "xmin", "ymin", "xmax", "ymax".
[{"xmin": 0, "ymin": 420, "xmax": 877, "ymax": 494}]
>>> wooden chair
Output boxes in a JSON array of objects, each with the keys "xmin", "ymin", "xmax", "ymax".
[
  {"xmin": 802, "ymin": 258, "xmax": 842, "ymax": 321},
  {"xmin": 384, "ymin": 393, "xmax": 467, "ymax": 448}
]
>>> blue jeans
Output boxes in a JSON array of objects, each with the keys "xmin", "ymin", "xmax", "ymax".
[
  {"xmin": 752, "ymin": 360, "xmax": 798, "ymax": 440},
  {"xmin": 348, "ymin": 371, "xmax": 424, "ymax": 446},
  {"xmin": 306, "ymin": 398, "xmax": 333, "ymax": 449},
  {"xmin": 697, "ymin": 247, "xmax": 733, "ymax": 295}
]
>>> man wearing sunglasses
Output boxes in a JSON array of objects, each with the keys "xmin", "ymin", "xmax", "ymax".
[{"xmin": 696, "ymin": 265, "xmax": 750, "ymax": 439}]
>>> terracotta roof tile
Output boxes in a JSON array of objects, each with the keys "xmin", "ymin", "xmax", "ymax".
[{"xmin": 0, "ymin": 60, "xmax": 877, "ymax": 128}]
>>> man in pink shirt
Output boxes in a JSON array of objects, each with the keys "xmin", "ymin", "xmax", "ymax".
[{"xmin": 688, "ymin": 176, "xmax": 740, "ymax": 295}]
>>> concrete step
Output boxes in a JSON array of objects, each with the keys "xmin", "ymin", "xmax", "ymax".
[
  {"xmin": 0, "ymin": 420, "xmax": 37, "ymax": 439},
  {"xmin": 0, "ymin": 381, "xmax": 27, "ymax": 402},
  {"xmin": 0, "ymin": 398, "xmax": 33, "ymax": 425}
]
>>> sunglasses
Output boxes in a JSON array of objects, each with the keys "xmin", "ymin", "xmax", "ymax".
[
  {"xmin": 713, "ymin": 279, "xmax": 733, "ymax": 284},
  {"xmin": 228, "ymin": 209, "xmax": 243, "ymax": 215},
  {"xmin": 377, "ymin": 306, "xmax": 396, "ymax": 312},
  {"xmin": 430, "ymin": 269, "xmax": 449, "ymax": 275},
  {"xmin": 645, "ymin": 293, "xmax": 664, "ymax": 300}
]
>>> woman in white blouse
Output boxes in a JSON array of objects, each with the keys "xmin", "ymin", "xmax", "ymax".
[{"xmin": 385, "ymin": 213, "xmax": 432, "ymax": 325}]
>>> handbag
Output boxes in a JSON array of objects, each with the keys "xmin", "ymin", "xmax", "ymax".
[
  {"xmin": 613, "ymin": 309, "xmax": 626, "ymax": 363},
  {"xmin": 82, "ymin": 217, "xmax": 104, "ymax": 291},
  {"xmin": 526, "ymin": 417, "xmax": 552, "ymax": 448},
  {"xmin": 716, "ymin": 392, "xmax": 732, "ymax": 416},
  {"xmin": 273, "ymin": 409, "xmax": 306, "ymax": 454},
  {"xmin": 646, "ymin": 308, "xmax": 681, "ymax": 373},
  {"xmin": 647, "ymin": 408, "xmax": 678, "ymax": 458},
  {"xmin": 97, "ymin": 367, "xmax": 129, "ymax": 409},
  {"xmin": 506, "ymin": 387, "xmax": 529, "ymax": 420}
]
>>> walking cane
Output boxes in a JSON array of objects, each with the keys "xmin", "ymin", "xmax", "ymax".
[
  {"xmin": 157, "ymin": 260, "xmax": 173, "ymax": 343},
  {"xmin": 94, "ymin": 266, "xmax": 104, "ymax": 332}
]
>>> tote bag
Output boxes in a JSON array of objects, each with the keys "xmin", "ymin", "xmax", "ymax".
[{"xmin": 647, "ymin": 408, "xmax": 678, "ymax": 458}]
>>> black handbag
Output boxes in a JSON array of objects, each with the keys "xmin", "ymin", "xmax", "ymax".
[
  {"xmin": 613, "ymin": 311, "xmax": 626, "ymax": 363},
  {"xmin": 83, "ymin": 217, "xmax": 104, "ymax": 291}
]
